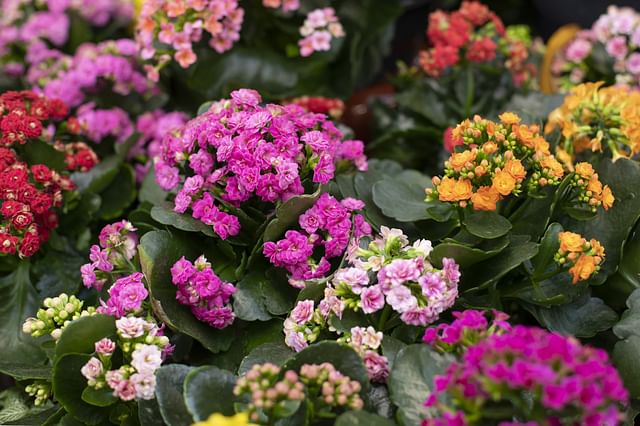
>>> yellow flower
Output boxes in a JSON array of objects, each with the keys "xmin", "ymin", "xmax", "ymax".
[
  {"xmin": 568, "ymin": 254, "xmax": 598, "ymax": 284},
  {"xmin": 601, "ymin": 185, "xmax": 615, "ymax": 210},
  {"xmin": 558, "ymin": 231, "xmax": 585, "ymax": 253},
  {"xmin": 192, "ymin": 413, "xmax": 257, "ymax": 426},
  {"xmin": 470, "ymin": 186, "xmax": 500, "ymax": 211},
  {"xmin": 499, "ymin": 112, "xmax": 521, "ymax": 125},
  {"xmin": 491, "ymin": 170, "xmax": 516, "ymax": 196}
]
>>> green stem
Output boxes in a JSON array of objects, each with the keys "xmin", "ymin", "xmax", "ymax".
[{"xmin": 377, "ymin": 305, "xmax": 392, "ymax": 331}]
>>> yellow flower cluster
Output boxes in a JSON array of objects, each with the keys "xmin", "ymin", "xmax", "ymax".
[
  {"xmin": 572, "ymin": 162, "xmax": 615, "ymax": 212},
  {"xmin": 545, "ymin": 82, "xmax": 640, "ymax": 162},
  {"xmin": 192, "ymin": 413, "xmax": 256, "ymax": 426},
  {"xmin": 427, "ymin": 113, "xmax": 565, "ymax": 211},
  {"xmin": 555, "ymin": 231, "xmax": 605, "ymax": 284}
]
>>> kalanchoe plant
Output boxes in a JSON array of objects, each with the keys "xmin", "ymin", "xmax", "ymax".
[
  {"xmin": 22, "ymin": 293, "xmax": 95, "ymax": 340},
  {"xmin": 155, "ymin": 88, "xmax": 367, "ymax": 241},
  {"xmin": 423, "ymin": 324, "xmax": 629, "ymax": 425},
  {"xmin": 551, "ymin": 6, "xmax": 640, "ymax": 91},
  {"xmin": 546, "ymin": 82, "xmax": 640, "ymax": 163}
]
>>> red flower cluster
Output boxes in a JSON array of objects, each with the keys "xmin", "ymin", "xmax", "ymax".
[
  {"xmin": 0, "ymin": 148, "xmax": 75, "ymax": 257},
  {"xmin": 58, "ymin": 142, "xmax": 99, "ymax": 172},
  {"xmin": 285, "ymin": 96, "xmax": 345, "ymax": 120},
  {"xmin": 0, "ymin": 91, "xmax": 68, "ymax": 146},
  {"xmin": 418, "ymin": 1, "xmax": 533, "ymax": 85}
]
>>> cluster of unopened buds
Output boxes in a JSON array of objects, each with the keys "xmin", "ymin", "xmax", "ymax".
[
  {"xmin": 298, "ymin": 7, "xmax": 345, "ymax": 57},
  {"xmin": 423, "ymin": 309, "xmax": 511, "ymax": 355},
  {"xmin": 418, "ymin": 1, "xmax": 534, "ymax": 85},
  {"xmin": 338, "ymin": 326, "xmax": 389, "ymax": 383},
  {"xmin": 234, "ymin": 362, "xmax": 363, "ymax": 424},
  {"xmin": 170, "ymin": 255, "xmax": 236, "ymax": 329},
  {"xmin": 80, "ymin": 220, "xmax": 139, "ymax": 291},
  {"xmin": 285, "ymin": 96, "xmax": 345, "ymax": 120},
  {"xmin": 556, "ymin": 231, "xmax": 606, "ymax": 284},
  {"xmin": 554, "ymin": 6, "xmax": 640, "ymax": 90},
  {"xmin": 25, "ymin": 381, "xmax": 52, "ymax": 406},
  {"xmin": 135, "ymin": 0, "xmax": 244, "ymax": 77},
  {"xmin": 264, "ymin": 194, "xmax": 371, "ymax": 286},
  {"xmin": 80, "ymin": 316, "xmax": 171, "ymax": 401},
  {"xmin": 570, "ymin": 162, "xmax": 615, "ymax": 212},
  {"xmin": 423, "ymin": 325, "xmax": 628, "ymax": 426},
  {"xmin": 427, "ymin": 113, "xmax": 612, "ymax": 213},
  {"xmin": 156, "ymin": 88, "xmax": 367, "ymax": 240},
  {"xmin": 546, "ymin": 82, "xmax": 640, "ymax": 160},
  {"xmin": 283, "ymin": 227, "xmax": 459, "ymax": 353},
  {"xmin": 22, "ymin": 293, "xmax": 95, "ymax": 340}
]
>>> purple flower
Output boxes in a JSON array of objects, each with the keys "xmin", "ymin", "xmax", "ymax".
[
  {"xmin": 360, "ymin": 285, "xmax": 385, "ymax": 314},
  {"xmin": 385, "ymin": 285, "xmax": 417, "ymax": 314}
]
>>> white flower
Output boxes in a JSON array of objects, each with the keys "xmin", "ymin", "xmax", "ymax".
[
  {"xmin": 116, "ymin": 316, "xmax": 146, "ymax": 339},
  {"xmin": 411, "ymin": 239, "xmax": 433, "ymax": 257},
  {"xmin": 130, "ymin": 372, "xmax": 157, "ymax": 400},
  {"xmin": 131, "ymin": 344, "xmax": 163, "ymax": 375},
  {"xmin": 81, "ymin": 357, "xmax": 104, "ymax": 382}
]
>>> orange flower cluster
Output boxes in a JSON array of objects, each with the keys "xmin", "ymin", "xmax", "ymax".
[
  {"xmin": 555, "ymin": 231, "xmax": 605, "ymax": 284},
  {"xmin": 545, "ymin": 82, "xmax": 640, "ymax": 162},
  {"xmin": 572, "ymin": 162, "xmax": 615, "ymax": 212},
  {"xmin": 426, "ymin": 113, "xmax": 565, "ymax": 211}
]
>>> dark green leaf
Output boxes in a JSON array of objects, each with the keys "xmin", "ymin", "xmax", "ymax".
[
  {"xmin": 463, "ymin": 211, "xmax": 512, "ymax": 239},
  {"xmin": 0, "ymin": 363, "xmax": 51, "ymax": 380},
  {"xmin": 263, "ymin": 187, "xmax": 322, "ymax": 242},
  {"xmin": 71, "ymin": 156, "xmax": 121, "ymax": 194},
  {"xmin": 430, "ymin": 234, "xmax": 510, "ymax": 268},
  {"xmin": 462, "ymin": 241, "xmax": 538, "ymax": 290},
  {"xmin": 238, "ymin": 342, "xmax": 294, "ymax": 376},
  {"xmin": 33, "ymin": 241, "xmax": 84, "ymax": 298},
  {"xmin": 17, "ymin": 140, "xmax": 66, "ymax": 171},
  {"xmin": 55, "ymin": 315, "xmax": 116, "ymax": 358},
  {"xmin": 139, "ymin": 168, "xmax": 167, "ymax": 206},
  {"xmin": 527, "ymin": 294, "xmax": 618, "ymax": 338},
  {"xmin": 98, "ymin": 164, "xmax": 137, "ymax": 220},
  {"xmin": 614, "ymin": 335, "xmax": 640, "ymax": 399},
  {"xmin": 155, "ymin": 365, "xmax": 193, "ymax": 426},
  {"xmin": 184, "ymin": 366, "xmax": 237, "ymax": 420},
  {"xmin": 0, "ymin": 262, "xmax": 45, "ymax": 364},
  {"xmin": 335, "ymin": 411, "xmax": 396, "ymax": 426},
  {"xmin": 531, "ymin": 223, "xmax": 563, "ymax": 279},
  {"xmin": 388, "ymin": 345, "xmax": 453, "ymax": 426},
  {"xmin": 372, "ymin": 170, "xmax": 431, "ymax": 222},
  {"xmin": 80, "ymin": 387, "xmax": 117, "ymax": 408},
  {"xmin": 52, "ymin": 354, "xmax": 109, "ymax": 425},
  {"xmin": 150, "ymin": 205, "xmax": 216, "ymax": 238},
  {"xmin": 613, "ymin": 289, "xmax": 640, "ymax": 340},
  {"xmin": 138, "ymin": 398, "xmax": 165, "ymax": 426}
]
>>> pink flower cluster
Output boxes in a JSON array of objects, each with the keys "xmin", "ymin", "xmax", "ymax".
[
  {"xmin": 423, "ymin": 309, "xmax": 511, "ymax": 355},
  {"xmin": 298, "ymin": 7, "xmax": 345, "ymax": 57},
  {"xmin": 97, "ymin": 273, "xmax": 148, "ymax": 318},
  {"xmin": 555, "ymin": 6, "xmax": 640, "ymax": 90},
  {"xmin": 80, "ymin": 220, "xmax": 139, "ymax": 291},
  {"xmin": 135, "ymin": 0, "xmax": 244, "ymax": 77},
  {"xmin": 133, "ymin": 110, "xmax": 189, "ymax": 182},
  {"xmin": 342, "ymin": 326, "xmax": 389, "ymax": 383},
  {"xmin": 155, "ymin": 88, "xmax": 367, "ymax": 240},
  {"xmin": 263, "ymin": 194, "xmax": 371, "ymax": 286},
  {"xmin": 80, "ymin": 316, "xmax": 171, "ymax": 402},
  {"xmin": 76, "ymin": 103, "xmax": 134, "ymax": 145},
  {"xmin": 262, "ymin": 0, "xmax": 300, "ymax": 13},
  {"xmin": 170, "ymin": 255, "xmax": 236, "ymax": 329},
  {"xmin": 28, "ymin": 39, "xmax": 154, "ymax": 109},
  {"xmin": 0, "ymin": 0, "xmax": 132, "ymax": 76},
  {"xmin": 423, "ymin": 326, "xmax": 629, "ymax": 426}
]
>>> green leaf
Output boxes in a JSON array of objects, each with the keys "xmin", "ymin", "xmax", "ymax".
[
  {"xmin": 463, "ymin": 211, "xmax": 512, "ymax": 239},
  {"xmin": 139, "ymin": 168, "xmax": 167, "ymax": 206},
  {"xmin": 184, "ymin": 366, "xmax": 237, "ymax": 421},
  {"xmin": 281, "ymin": 342, "xmax": 370, "ymax": 394},
  {"xmin": 55, "ymin": 315, "xmax": 116, "ymax": 358},
  {"xmin": 0, "ymin": 262, "xmax": 45, "ymax": 364},
  {"xmin": 33, "ymin": 241, "xmax": 84, "ymax": 298},
  {"xmin": 335, "ymin": 411, "xmax": 397, "ymax": 426},
  {"xmin": 71, "ymin": 156, "xmax": 121, "ymax": 194},
  {"xmin": 531, "ymin": 223, "xmax": 563, "ymax": 278},
  {"xmin": 138, "ymin": 398, "xmax": 165, "ymax": 426},
  {"xmin": 52, "ymin": 354, "xmax": 109, "ymax": 425},
  {"xmin": 16, "ymin": 139, "xmax": 66, "ymax": 171},
  {"xmin": 233, "ymin": 271, "xmax": 272, "ymax": 321},
  {"xmin": 139, "ymin": 230, "xmax": 236, "ymax": 353},
  {"xmin": 98, "ymin": 164, "xmax": 137, "ymax": 220},
  {"xmin": 263, "ymin": 187, "xmax": 323, "ymax": 242},
  {"xmin": 527, "ymin": 294, "xmax": 618, "ymax": 338},
  {"xmin": 381, "ymin": 336, "xmax": 406, "ymax": 371},
  {"xmin": 155, "ymin": 365, "xmax": 193, "ymax": 426},
  {"xmin": 150, "ymin": 205, "xmax": 216, "ymax": 238},
  {"xmin": 238, "ymin": 342, "xmax": 294, "ymax": 376},
  {"xmin": 372, "ymin": 170, "xmax": 431, "ymax": 222},
  {"xmin": 614, "ymin": 335, "xmax": 640, "ymax": 399},
  {"xmin": 462, "ymin": 241, "xmax": 538, "ymax": 290},
  {"xmin": 613, "ymin": 289, "xmax": 640, "ymax": 340},
  {"xmin": 80, "ymin": 387, "xmax": 117, "ymax": 408},
  {"xmin": 0, "ymin": 363, "xmax": 51, "ymax": 380},
  {"xmin": 388, "ymin": 345, "xmax": 453, "ymax": 426},
  {"xmin": 354, "ymin": 160, "xmax": 405, "ymax": 229},
  {"xmin": 430, "ymin": 234, "xmax": 510, "ymax": 268}
]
